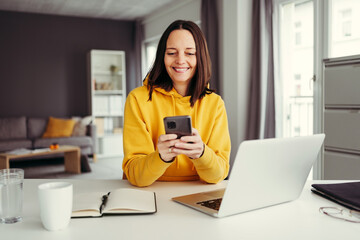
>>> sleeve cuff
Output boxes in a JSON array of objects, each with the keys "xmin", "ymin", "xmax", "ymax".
[
  {"xmin": 159, "ymin": 152, "xmax": 176, "ymax": 163},
  {"xmin": 191, "ymin": 144, "xmax": 213, "ymax": 167}
]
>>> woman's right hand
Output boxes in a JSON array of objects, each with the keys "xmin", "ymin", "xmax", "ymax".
[{"xmin": 157, "ymin": 134, "xmax": 179, "ymax": 162}]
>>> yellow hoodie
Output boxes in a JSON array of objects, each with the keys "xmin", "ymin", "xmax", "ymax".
[{"xmin": 122, "ymin": 81, "xmax": 231, "ymax": 187}]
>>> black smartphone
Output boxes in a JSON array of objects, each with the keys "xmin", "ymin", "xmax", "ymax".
[{"xmin": 163, "ymin": 115, "xmax": 192, "ymax": 139}]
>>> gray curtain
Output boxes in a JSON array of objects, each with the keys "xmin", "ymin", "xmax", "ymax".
[
  {"xmin": 134, "ymin": 19, "xmax": 144, "ymax": 88},
  {"xmin": 263, "ymin": 0, "xmax": 275, "ymax": 138},
  {"xmin": 201, "ymin": 0, "xmax": 220, "ymax": 95},
  {"xmin": 246, "ymin": 0, "xmax": 261, "ymax": 140},
  {"xmin": 246, "ymin": 0, "xmax": 275, "ymax": 140}
]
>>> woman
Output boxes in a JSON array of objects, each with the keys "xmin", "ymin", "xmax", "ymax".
[{"xmin": 123, "ymin": 20, "xmax": 231, "ymax": 187}]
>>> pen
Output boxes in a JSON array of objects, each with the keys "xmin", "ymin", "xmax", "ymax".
[{"xmin": 100, "ymin": 192, "xmax": 110, "ymax": 214}]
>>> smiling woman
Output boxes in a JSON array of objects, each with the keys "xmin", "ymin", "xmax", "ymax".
[
  {"xmin": 164, "ymin": 29, "xmax": 197, "ymax": 96},
  {"xmin": 122, "ymin": 20, "xmax": 231, "ymax": 187},
  {"xmin": 147, "ymin": 20, "xmax": 213, "ymax": 107}
]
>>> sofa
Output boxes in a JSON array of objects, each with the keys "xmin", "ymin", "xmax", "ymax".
[{"xmin": 0, "ymin": 116, "xmax": 96, "ymax": 159}]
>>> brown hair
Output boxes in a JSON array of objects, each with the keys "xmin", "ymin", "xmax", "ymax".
[{"xmin": 146, "ymin": 20, "xmax": 214, "ymax": 107}]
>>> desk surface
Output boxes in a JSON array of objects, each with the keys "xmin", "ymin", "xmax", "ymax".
[{"xmin": 1, "ymin": 179, "xmax": 358, "ymax": 240}]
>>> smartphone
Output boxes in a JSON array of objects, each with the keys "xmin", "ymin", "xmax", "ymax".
[{"xmin": 163, "ymin": 115, "xmax": 192, "ymax": 139}]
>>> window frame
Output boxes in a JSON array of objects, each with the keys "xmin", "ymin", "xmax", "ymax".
[
  {"xmin": 274, "ymin": 0, "xmax": 330, "ymax": 179},
  {"xmin": 142, "ymin": 36, "xmax": 161, "ymax": 80}
]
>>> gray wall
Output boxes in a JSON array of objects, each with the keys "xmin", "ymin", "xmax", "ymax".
[
  {"xmin": 219, "ymin": 0, "xmax": 252, "ymax": 168},
  {"xmin": 0, "ymin": 11, "xmax": 135, "ymax": 118}
]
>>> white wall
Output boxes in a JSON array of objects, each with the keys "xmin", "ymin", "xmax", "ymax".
[
  {"xmin": 143, "ymin": 0, "xmax": 201, "ymax": 41},
  {"xmin": 219, "ymin": 0, "xmax": 252, "ymax": 168},
  {"xmin": 142, "ymin": 0, "xmax": 252, "ymax": 168}
]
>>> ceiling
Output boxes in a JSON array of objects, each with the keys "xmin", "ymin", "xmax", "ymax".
[{"xmin": 0, "ymin": 0, "xmax": 178, "ymax": 20}]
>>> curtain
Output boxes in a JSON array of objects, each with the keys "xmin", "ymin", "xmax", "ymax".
[
  {"xmin": 246, "ymin": 0, "xmax": 261, "ymax": 140},
  {"xmin": 201, "ymin": 0, "xmax": 220, "ymax": 95},
  {"xmin": 134, "ymin": 19, "xmax": 144, "ymax": 88},
  {"xmin": 246, "ymin": 0, "xmax": 275, "ymax": 140},
  {"xmin": 263, "ymin": 0, "xmax": 275, "ymax": 138}
]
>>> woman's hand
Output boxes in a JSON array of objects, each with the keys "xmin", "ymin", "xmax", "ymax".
[
  {"xmin": 158, "ymin": 134, "xmax": 180, "ymax": 162},
  {"xmin": 172, "ymin": 128, "xmax": 204, "ymax": 159}
]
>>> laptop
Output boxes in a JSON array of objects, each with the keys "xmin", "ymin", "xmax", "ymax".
[{"xmin": 172, "ymin": 134, "xmax": 325, "ymax": 218}]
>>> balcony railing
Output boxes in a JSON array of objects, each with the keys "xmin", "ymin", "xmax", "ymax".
[{"xmin": 284, "ymin": 96, "xmax": 313, "ymax": 137}]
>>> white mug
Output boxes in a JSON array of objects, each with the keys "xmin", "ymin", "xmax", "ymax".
[{"xmin": 38, "ymin": 182, "xmax": 73, "ymax": 231}]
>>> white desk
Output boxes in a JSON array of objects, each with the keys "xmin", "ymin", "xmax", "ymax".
[{"xmin": 0, "ymin": 179, "xmax": 358, "ymax": 240}]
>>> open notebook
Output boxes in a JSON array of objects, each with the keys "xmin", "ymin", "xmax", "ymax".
[{"xmin": 72, "ymin": 188, "xmax": 157, "ymax": 218}]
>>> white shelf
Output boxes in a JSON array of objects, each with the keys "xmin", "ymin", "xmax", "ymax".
[
  {"xmin": 97, "ymin": 133, "xmax": 123, "ymax": 138},
  {"xmin": 94, "ymin": 114, "xmax": 123, "ymax": 118},
  {"xmin": 88, "ymin": 49, "xmax": 126, "ymax": 157}
]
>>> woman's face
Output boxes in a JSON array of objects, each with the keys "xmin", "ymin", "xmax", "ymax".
[{"xmin": 164, "ymin": 29, "xmax": 197, "ymax": 86}]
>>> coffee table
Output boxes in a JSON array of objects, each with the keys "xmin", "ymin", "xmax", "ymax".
[{"xmin": 0, "ymin": 145, "xmax": 81, "ymax": 174}]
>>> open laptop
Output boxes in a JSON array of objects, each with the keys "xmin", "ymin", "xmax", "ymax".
[{"xmin": 172, "ymin": 134, "xmax": 325, "ymax": 218}]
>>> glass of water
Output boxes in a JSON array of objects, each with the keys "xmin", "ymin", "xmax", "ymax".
[{"xmin": 0, "ymin": 168, "xmax": 24, "ymax": 224}]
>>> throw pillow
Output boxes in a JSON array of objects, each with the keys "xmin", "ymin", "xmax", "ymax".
[
  {"xmin": 72, "ymin": 116, "xmax": 92, "ymax": 136},
  {"xmin": 42, "ymin": 117, "xmax": 76, "ymax": 138}
]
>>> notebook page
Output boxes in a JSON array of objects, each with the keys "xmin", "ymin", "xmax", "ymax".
[
  {"xmin": 73, "ymin": 192, "xmax": 104, "ymax": 212},
  {"xmin": 105, "ymin": 188, "xmax": 155, "ymax": 212}
]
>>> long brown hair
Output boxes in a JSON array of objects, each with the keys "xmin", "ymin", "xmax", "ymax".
[{"xmin": 146, "ymin": 20, "xmax": 214, "ymax": 107}]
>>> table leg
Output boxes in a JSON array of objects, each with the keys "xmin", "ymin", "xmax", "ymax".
[
  {"xmin": 64, "ymin": 149, "xmax": 81, "ymax": 174},
  {"xmin": 92, "ymin": 154, "xmax": 97, "ymax": 163},
  {"xmin": 0, "ymin": 155, "xmax": 10, "ymax": 169}
]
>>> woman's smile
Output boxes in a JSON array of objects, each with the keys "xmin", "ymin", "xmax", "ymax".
[{"xmin": 172, "ymin": 67, "xmax": 190, "ymax": 73}]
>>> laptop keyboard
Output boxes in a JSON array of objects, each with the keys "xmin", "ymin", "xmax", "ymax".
[{"xmin": 197, "ymin": 198, "xmax": 222, "ymax": 211}]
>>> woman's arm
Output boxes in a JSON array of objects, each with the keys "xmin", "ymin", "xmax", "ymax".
[
  {"xmin": 122, "ymin": 93, "xmax": 170, "ymax": 187},
  {"xmin": 194, "ymin": 100, "xmax": 231, "ymax": 183}
]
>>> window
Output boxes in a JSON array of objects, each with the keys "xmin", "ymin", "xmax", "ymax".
[
  {"xmin": 342, "ymin": 20, "xmax": 351, "ymax": 37},
  {"xmin": 275, "ymin": 0, "xmax": 360, "ymax": 179},
  {"xmin": 294, "ymin": 21, "xmax": 302, "ymax": 45},
  {"xmin": 277, "ymin": 0, "xmax": 314, "ymax": 138},
  {"xmin": 329, "ymin": 0, "xmax": 360, "ymax": 58},
  {"xmin": 341, "ymin": 9, "xmax": 352, "ymax": 37},
  {"xmin": 295, "ymin": 31, "xmax": 302, "ymax": 45},
  {"xmin": 143, "ymin": 40, "xmax": 159, "ymax": 78}
]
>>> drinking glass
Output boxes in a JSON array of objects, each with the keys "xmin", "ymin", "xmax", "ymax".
[{"xmin": 0, "ymin": 168, "xmax": 24, "ymax": 224}]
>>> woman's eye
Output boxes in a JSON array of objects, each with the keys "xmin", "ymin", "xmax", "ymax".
[
  {"xmin": 187, "ymin": 52, "xmax": 196, "ymax": 56},
  {"xmin": 167, "ymin": 52, "xmax": 176, "ymax": 55}
]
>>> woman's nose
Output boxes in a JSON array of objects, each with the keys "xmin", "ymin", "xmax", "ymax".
[{"xmin": 175, "ymin": 53, "xmax": 186, "ymax": 64}]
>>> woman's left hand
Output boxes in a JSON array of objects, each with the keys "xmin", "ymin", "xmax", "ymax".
[{"xmin": 172, "ymin": 128, "xmax": 204, "ymax": 159}]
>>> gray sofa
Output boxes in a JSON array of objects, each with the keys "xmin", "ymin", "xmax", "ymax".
[{"xmin": 0, "ymin": 116, "xmax": 96, "ymax": 158}]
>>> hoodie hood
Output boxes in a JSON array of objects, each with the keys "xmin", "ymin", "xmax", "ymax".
[
  {"xmin": 143, "ymin": 76, "xmax": 190, "ymax": 99},
  {"xmin": 143, "ymin": 76, "xmax": 193, "ymax": 116}
]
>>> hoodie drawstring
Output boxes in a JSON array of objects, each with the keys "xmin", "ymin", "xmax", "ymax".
[
  {"xmin": 170, "ymin": 94, "xmax": 181, "ymax": 169},
  {"xmin": 191, "ymin": 102, "xmax": 199, "ymax": 171},
  {"xmin": 171, "ymin": 94, "xmax": 176, "ymax": 116}
]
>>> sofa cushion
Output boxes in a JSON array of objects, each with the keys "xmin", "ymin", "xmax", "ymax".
[
  {"xmin": 0, "ymin": 117, "xmax": 27, "ymax": 140},
  {"xmin": 42, "ymin": 117, "xmax": 76, "ymax": 138},
  {"xmin": 0, "ymin": 139, "xmax": 32, "ymax": 152},
  {"xmin": 27, "ymin": 117, "xmax": 48, "ymax": 139},
  {"xmin": 72, "ymin": 116, "xmax": 92, "ymax": 136},
  {"xmin": 33, "ymin": 136, "xmax": 93, "ymax": 149}
]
